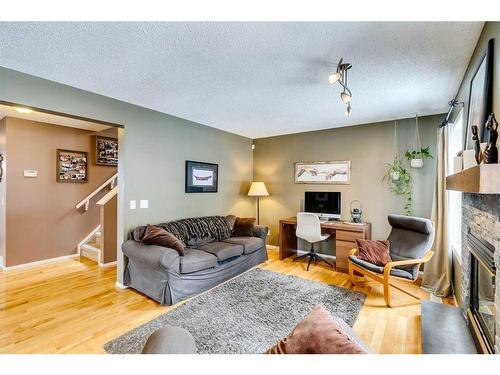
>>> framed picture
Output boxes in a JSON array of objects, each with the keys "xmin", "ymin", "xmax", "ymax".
[
  {"xmin": 57, "ymin": 149, "xmax": 88, "ymax": 183},
  {"xmin": 294, "ymin": 161, "xmax": 351, "ymax": 184},
  {"xmin": 465, "ymin": 38, "xmax": 494, "ymax": 149},
  {"xmin": 185, "ymin": 160, "xmax": 218, "ymax": 193},
  {"xmin": 94, "ymin": 136, "xmax": 118, "ymax": 166}
]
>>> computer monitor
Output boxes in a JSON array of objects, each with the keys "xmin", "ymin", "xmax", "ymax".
[{"xmin": 304, "ymin": 191, "xmax": 341, "ymax": 219}]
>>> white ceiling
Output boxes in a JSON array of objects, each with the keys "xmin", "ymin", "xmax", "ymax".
[
  {"xmin": 0, "ymin": 22, "xmax": 483, "ymax": 138},
  {"xmin": 0, "ymin": 104, "xmax": 111, "ymax": 132}
]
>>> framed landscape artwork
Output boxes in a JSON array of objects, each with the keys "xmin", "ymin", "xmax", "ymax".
[
  {"xmin": 57, "ymin": 149, "xmax": 88, "ymax": 183},
  {"xmin": 95, "ymin": 136, "xmax": 118, "ymax": 166},
  {"xmin": 465, "ymin": 38, "xmax": 494, "ymax": 149},
  {"xmin": 294, "ymin": 161, "xmax": 351, "ymax": 184},
  {"xmin": 185, "ymin": 160, "xmax": 218, "ymax": 193}
]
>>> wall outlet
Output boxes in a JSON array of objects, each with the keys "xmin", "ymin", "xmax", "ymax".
[
  {"xmin": 129, "ymin": 200, "xmax": 136, "ymax": 210},
  {"xmin": 24, "ymin": 169, "xmax": 38, "ymax": 178},
  {"xmin": 140, "ymin": 200, "xmax": 149, "ymax": 209}
]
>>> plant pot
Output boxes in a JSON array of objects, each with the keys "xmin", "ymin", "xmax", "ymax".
[
  {"xmin": 411, "ymin": 158, "xmax": 424, "ymax": 168},
  {"xmin": 390, "ymin": 171, "xmax": 400, "ymax": 181}
]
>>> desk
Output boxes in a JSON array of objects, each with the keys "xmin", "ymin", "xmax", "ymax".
[{"xmin": 279, "ymin": 217, "xmax": 371, "ymax": 272}]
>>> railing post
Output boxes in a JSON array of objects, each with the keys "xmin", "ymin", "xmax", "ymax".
[{"xmin": 84, "ymin": 200, "xmax": 89, "ymax": 211}]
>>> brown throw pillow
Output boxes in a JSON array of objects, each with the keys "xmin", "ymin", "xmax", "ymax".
[
  {"xmin": 142, "ymin": 224, "xmax": 185, "ymax": 256},
  {"xmin": 232, "ymin": 217, "xmax": 256, "ymax": 237},
  {"xmin": 266, "ymin": 305, "xmax": 366, "ymax": 354},
  {"xmin": 355, "ymin": 239, "xmax": 392, "ymax": 266}
]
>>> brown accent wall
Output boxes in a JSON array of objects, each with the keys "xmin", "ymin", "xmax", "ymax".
[
  {"xmin": 101, "ymin": 194, "xmax": 117, "ymax": 264},
  {"xmin": 4, "ymin": 117, "xmax": 117, "ymax": 266}
]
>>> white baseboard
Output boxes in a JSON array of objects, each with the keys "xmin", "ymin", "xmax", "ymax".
[
  {"xmin": 115, "ymin": 282, "xmax": 128, "ymax": 289},
  {"xmin": 99, "ymin": 261, "xmax": 117, "ymax": 269},
  {"xmin": 3, "ymin": 254, "xmax": 79, "ymax": 271}
]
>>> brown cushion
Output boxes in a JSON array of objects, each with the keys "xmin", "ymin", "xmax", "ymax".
[
  {"xmin": 232, "ymin": 217, "xmax": 256, "ymax": 237},
  {"xmin": 225, "ymin": 214, "xmax": 237, "ymax": 230},
  {"xmin": 142, "ymin": 224, "xmax": 185, "ymax": 256},
  {"xmin": 355, "ymin": 239, "xmax": 392, "ymax": 266},
  {"xmin": 266, "ymin": 305, "xmax": 366, "ymax": 354}
]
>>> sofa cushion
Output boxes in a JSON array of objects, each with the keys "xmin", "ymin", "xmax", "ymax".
[
  {"xmin": 223, "ymin": 236, "xmax": 264, "ymax": 255},
  {"xmin": 196, "ymin": 241, "xmax": 244, "ymax": 261},
  {"xmin": 348, "ymin": 255, "xmax": 414, "ymax": 280},
  {"xmin": 180, "ymin": 248, "xmax": 218, "ymax": 274}
]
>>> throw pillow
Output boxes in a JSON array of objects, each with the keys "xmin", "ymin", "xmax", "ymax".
[
  {"xmin": 266, "ymin": 305, "xmax": 366, "ymax": 354},
  {"xmin": 355, "ymin": 239, "xmax": 392, "ymax": 266},
  {"xmin": 232, "ymin": 217, "xmax": 256, "ymax": 237},
  {"xmin": 225, "ymin": 214, "xmax": 237, "ymax": 231},
  {"xmin": 142, "ymin": 224, "xmax": 185, "ymax": 256}
]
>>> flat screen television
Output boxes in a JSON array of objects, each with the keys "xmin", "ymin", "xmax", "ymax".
[{"xmin": 304, "ymin": 191, "xmax": 341, "ymax": 219}]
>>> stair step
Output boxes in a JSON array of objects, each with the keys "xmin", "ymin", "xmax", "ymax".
[{"xmin": 80, "ymin": 243, "xmax": 101, "ymax": 262}]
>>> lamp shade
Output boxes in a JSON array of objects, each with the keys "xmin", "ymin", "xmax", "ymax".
[{"xmin": 248, "ymin": 182, "xmax": 269, "ymax": 197}]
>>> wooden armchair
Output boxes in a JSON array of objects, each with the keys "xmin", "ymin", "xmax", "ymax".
[{"xmin": 348, "ymin": 215, "xmax": 435, "ymax": 307}]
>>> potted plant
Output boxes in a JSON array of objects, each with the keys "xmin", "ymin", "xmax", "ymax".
[{"xmin": 405, "ymin": 146, "xmax": 433, "ymax": 169}]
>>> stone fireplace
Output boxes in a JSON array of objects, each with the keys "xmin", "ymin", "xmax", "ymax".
[{"xmin": 461, "ymin": 193, "xmax": 500, "ymax": 353}]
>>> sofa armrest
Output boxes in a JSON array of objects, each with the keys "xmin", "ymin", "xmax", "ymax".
[
  {"xmin": 252, "ymin": 225, "xmax": 269, "ymax": 240},
  {"xmin": 121, "ymin": 240, "xmax": 180, "ymax": 271}
]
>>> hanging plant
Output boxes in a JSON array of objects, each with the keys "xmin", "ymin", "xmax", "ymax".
[
  {"xmin": 405, "ymin": 146, "xmax": 433, "ymax": 168},
  {"xmin": 405, "ymin": 115, "xmax": 433, "ymax": 168},
  {"xmin": 382, "ymin": 121, "xmax": 413, "ymax": 215},
  {"xmin": 383, "ymin": 157, "xmax": 413, "ymax": 215}
]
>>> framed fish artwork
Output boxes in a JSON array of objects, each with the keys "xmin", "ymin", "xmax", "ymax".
[
  {"xmin": 294, "ymin": 161, "xmax": 351, "ymax": 184},
  {"xmin": 185, "ymin": 160, "xmax": 219, "ymax": 193}
]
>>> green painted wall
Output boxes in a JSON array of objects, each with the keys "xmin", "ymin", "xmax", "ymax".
[
  {"xmin": 0, "ymin": 67, "xmax": 254, "ymax": 279},
  {"xmin": 253, "ymin": 115, "xmax": 442, "ymax": 246},
  {"xmin": 451, "ymin": 22, "xmax": 500, "ymax": 307}
]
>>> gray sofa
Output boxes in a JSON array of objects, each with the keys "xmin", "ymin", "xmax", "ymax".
[{"xmin": 122, "ymin": 216, "xmax": 269, "ymax": 305}]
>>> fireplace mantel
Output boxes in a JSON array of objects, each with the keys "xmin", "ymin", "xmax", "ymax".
[{"xmin": 446, "ymin": 164, "xmax": 500, "ymax": 194}]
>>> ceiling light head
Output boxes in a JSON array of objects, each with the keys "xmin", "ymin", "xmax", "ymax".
[
  {"xmin": 14, "ymin": 107, "xmax": 34, "ymax": 114},
  {"xmin": 340, "ymin": 91, "xmax": 351, "ymax": 104},
  {"xmin": 345, "ymin": 104, "xmax": 352, "ymax": 116},
  {"xmin": 328, "ymin": 72, "xmax": 341, "ymax": 84}
]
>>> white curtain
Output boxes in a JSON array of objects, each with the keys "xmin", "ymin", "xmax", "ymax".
[{"xmin": 421, "ymin": 126, "xmax": 452, "ymax": 297}]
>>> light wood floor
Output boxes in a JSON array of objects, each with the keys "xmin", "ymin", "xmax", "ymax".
[{"xmin": 0, "ymin": 248, "xmax": 452, "ymax": 354}]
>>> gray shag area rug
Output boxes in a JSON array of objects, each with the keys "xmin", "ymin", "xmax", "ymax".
[{"xmin": 104, "ymin": 268, "xmax": 366, "ymax": 354}]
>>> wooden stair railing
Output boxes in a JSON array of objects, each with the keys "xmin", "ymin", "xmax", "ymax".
[{"xmin": 76, "ymin": 174, "xmax": 117, "ymax": 211}]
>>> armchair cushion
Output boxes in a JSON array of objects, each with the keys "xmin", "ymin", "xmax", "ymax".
[
  {"xmin": 355, "ymin": 239, "xmax": 392, "ymax": 266},
  {"xmin": 349, "ymin": 255, "xmax": 414, "ymax": 280},
  {"xmin": 387, "ymin": 215, "xmax": 434, "ymax": 279}
]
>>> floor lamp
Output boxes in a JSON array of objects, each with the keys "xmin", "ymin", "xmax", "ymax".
[{"xmin": 248, "ymin": 182, "xmax": 269, "ymax": 225}]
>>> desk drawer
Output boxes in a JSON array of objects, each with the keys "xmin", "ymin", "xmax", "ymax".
[
  {"xmin": 336, "ymin": 240, "xmax": 357, "ymax": 271},
  {"xmin": 336, "ymin": 230, "xmax": 365, "ymax": 242}
]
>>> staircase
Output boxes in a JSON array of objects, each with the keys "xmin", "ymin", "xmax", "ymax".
[
  {"xmin": 76, "ymin": 174, "xmax": 118, "ymax": 267},
  {"xmin": 80, "ymin": 228, "xmax": 102, "ymax": 263}
]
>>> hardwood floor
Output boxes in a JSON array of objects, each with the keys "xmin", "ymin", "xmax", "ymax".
[{"xmin": 0, "ymin": 248, "xmax": 452, "ymax": 354}]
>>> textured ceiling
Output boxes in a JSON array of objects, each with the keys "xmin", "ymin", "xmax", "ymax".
[
  {"xmin": 0, "ymin": 104, "xmax": 111, "ymax": 131},
  {"xmin": 0, "ymin": 22, "xmax": 483, "ymax": 138}
]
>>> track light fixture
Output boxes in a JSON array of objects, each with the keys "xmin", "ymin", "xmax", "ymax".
[{"xmin": 329, "ymin": 58, "xmax": 353, "ymax": 115}]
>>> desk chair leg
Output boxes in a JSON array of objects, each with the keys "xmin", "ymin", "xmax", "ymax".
[{"xmin": 306, "ymin": 256, "xmax": 313, "ymax": 271}]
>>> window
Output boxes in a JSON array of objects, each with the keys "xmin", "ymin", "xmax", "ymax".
[{"xmin": 446, "ymin": 109, "xmax": 463, "ymax": 259}]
